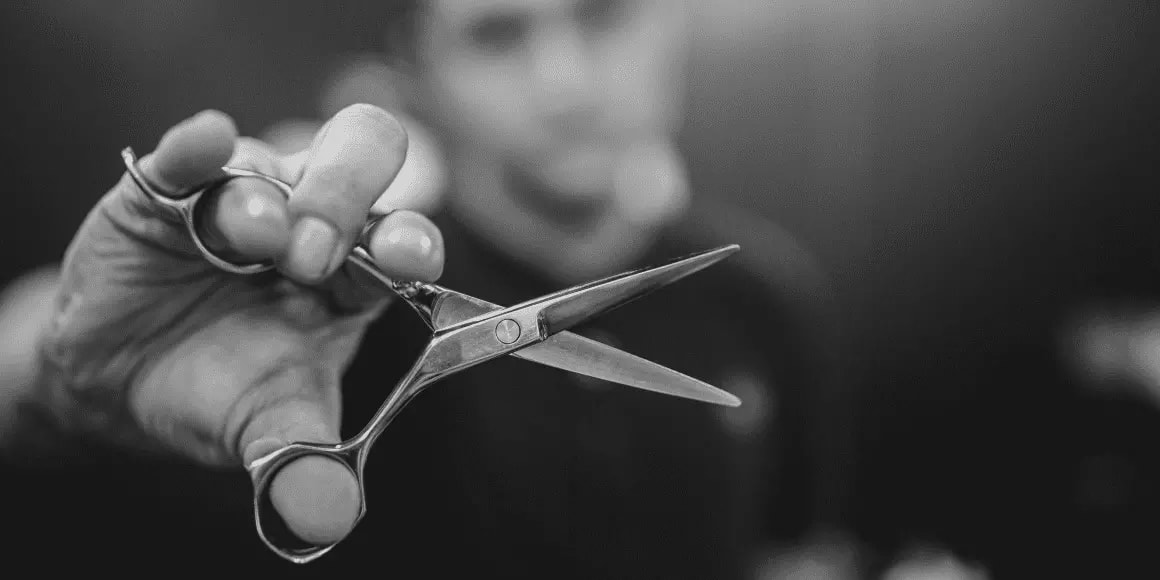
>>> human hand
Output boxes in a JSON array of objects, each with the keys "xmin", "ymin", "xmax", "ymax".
[{"xmin": 27, "ymin": 104, "xmax": 442, "ymax": 547}]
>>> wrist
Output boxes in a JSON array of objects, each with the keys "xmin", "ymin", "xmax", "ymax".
[
  {"xmin": 0, "ymin": 266, "xmax": 69, "ymax": 457},
  {"xmin": 0, "ymin": 267, "xmax": 59, "ymax": 410},
  {"xmin": 0, "ymin": 266, "xmax": 164, "ymax": 462}
]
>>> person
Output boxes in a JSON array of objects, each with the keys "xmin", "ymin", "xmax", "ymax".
[{"xmin": 0, "ymin": 1, "xmax": 851, "ymax": 577}]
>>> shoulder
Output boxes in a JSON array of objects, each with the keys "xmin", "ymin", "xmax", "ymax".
[
  {"xmin": 658, "ymin": 197, "xmax": 842, "ymax": 388},
  {"xmin": 661, "ymin": 196, "xmax": 834, "ymax": 318}
]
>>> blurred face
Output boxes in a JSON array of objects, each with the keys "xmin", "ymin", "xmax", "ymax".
[{"xmin": 412, "ymin": 0, "xmax": 691, "ymax": 209}]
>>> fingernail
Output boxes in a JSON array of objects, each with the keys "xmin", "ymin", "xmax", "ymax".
[
  {"xmin": 368, "ymin": 212, "xmax": 445, "ymax": 281},
  {"xmin": 288, "ymin": 216, "xmax": 338, "ymax": 281}
]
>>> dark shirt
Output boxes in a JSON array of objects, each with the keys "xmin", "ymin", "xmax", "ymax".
[{"xmin": 325, "ymin": 203, "xmax": 834, "ymax": 579}]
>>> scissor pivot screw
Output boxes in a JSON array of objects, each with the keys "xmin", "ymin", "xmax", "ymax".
[{"xmin": 495, "ymin": 319, "xmax": 521, "ymax": 344}]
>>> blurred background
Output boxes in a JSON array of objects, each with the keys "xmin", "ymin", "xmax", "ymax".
[{"xmin": 2, "ymin": 1, "xmax": 1157, "ymax": 577}]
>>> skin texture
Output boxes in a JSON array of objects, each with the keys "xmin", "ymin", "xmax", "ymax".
[{"xmin": 34, "ymin": 105, "xmax": 444, "ymax": 546}]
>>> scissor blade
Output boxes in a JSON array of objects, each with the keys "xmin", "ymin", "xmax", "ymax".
[
  {"xmin": 538, "ymin": 244, "xmax": 739, "ymax": 338},
  {"xmin": 425, "ymin": 283, "xmax": 741, "ymax": 406},
  {"xmin": 513, "ymin": 332, "xmax": 742, "ymax": 407}
]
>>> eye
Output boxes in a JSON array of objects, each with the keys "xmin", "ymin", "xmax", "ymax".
[
  {"xmin": 575, "ymin": 0, "xmax": 625, "ymax": 33},
  {"xmin": 466, "ymin": 12, "xmax": 530, "ymax": 54}
]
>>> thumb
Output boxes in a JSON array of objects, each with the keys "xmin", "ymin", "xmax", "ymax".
[{"xmin": 238, "ymin": 398, "xmax": 361, "ymax": 547}]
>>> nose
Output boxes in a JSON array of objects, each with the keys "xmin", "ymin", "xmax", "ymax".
[{"xmin": 530, "ymin": 25, "xmax": 600, "ymax": 122}]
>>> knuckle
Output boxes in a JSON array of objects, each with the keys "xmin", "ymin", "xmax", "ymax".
[
  {"xmin": 235, "ymin": 136, "xmax": 271, "ymax": 154},
  {"xmin": 303, "ymin": 164, "xmax": 352, "ymax": 198},
  {"xmin": 295, "ymin": 167, "xmax": 360, "ymax": 227},
  {"xmin": 230, "ymin": 137, "xmax": 279, "ymax": 174}
]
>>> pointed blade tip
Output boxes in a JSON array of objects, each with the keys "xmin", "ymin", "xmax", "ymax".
[
  {"xmin": 649, "ymin": 386, "xmax": 742, "ymax": 408},
  {"xmin": 714, "ymin": 391, "xmax": 743, "ymax": 408},
  {"xmin": 697, "ymin": 244, "xmax": 741, "ymax": 266},
  {"xmin": 688, "ymin": 386, "xmax": 743, "ymax": 408},
  {"xmin": 677, "ymin": 243, "xmax": 741, "ymax": 273}
]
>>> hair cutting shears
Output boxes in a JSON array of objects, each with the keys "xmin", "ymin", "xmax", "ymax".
[{"xmin": 121, "ymin": 147, "xmax": 742, "ymax": 564}]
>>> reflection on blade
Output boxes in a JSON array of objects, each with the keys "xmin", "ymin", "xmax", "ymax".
[
  {"xmin": 426, "ymin": 282, "xmax": 742, "ymax": 407},
  {"xmin": 513, "ymin": 331, "xmax": 742, "ymax": 407},
  {"xmin": 538, "ymin": 245, "xmax": 740, "ymax": 338}
]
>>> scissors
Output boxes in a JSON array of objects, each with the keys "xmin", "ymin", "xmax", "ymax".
[{"xmin": 120, "ymin": 147, "xmax": 743, "ymax": 564}]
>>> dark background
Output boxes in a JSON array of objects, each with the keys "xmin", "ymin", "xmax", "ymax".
[{"xmin": 2, "ymin": 1, "xmax": 1158, "ymax": 576}]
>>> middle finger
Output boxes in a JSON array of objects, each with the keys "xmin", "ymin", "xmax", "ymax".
[{"xmin": 281, "ymin": 104, "xmax": 409, "ymax": 284}]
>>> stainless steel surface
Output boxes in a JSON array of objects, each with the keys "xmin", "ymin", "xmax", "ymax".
[
  {"xmin": 495, "ymin": 319, "xmax": 521, "ymax": 344},
  {"xmin": 122, "ymin": 147, "xmax": 290, "ymax": 275},
  {"xmin": 516, "ymin": 331, "xmax": 742, "ymax": 407},
  {"xmin": 537, "ymin": 245, "xmax": 739, "ymax": 337}
]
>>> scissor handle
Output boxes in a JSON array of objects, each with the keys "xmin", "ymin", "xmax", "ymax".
[
  {"xmin": 122, "ymin": 147, "xmax": 292, "ymax": 275},
  {"xmin": 246, "ymin": 439, "xmax": 371, "ymax": 564},
  {"xmin": 244, "ymin": 352, "xmax": 436, "ymax": 563}
]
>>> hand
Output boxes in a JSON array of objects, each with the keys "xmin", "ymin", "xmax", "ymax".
[{"xmin": 28, "ymin": 104, "xmax": 443, "ymax": 547}]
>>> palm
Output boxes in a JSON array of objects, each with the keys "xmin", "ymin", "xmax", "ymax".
[
  {"xmin": 43, "ymin": 172, "xmax": 382, "ymax": 467},
  {"xmin": 28, "ymin": 106, "xmax": 441, "ymax": 546}
]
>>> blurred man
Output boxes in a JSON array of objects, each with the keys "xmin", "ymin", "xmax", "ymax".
[
  {"xmin": 329, "ymin": 2, "xmax": 846, "ymax": 577},
  {"xmin": 0, "ymin": 1, "xmax": 846, "ymax": 577}
]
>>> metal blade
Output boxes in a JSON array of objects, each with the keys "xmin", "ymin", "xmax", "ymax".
[
  {"xmin": 423, "ymin": 274, "xmax": 742, "ymax": 407},
  {"xmin": 538, "ymin": 245, "xmax": 740, "ymax": 338},
  {"xmin": 513, "ymin": 332, "xmax": 742, "ymax": 407},
  {"xmin": 431, "ymin": 291, "xmax": 504, "ymax": 331}
]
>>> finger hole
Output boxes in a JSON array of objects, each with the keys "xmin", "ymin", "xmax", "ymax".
[
  {"xmin": 269, "ymin": 455, "xmax": 361, "ymax": 546},
  {"xmin": 198, "ymin": 176, "xmax": 291, "ymax": 262},
  {"xmin": 365, "ymin": 210, "xmax": 445, "ymax": 282}
]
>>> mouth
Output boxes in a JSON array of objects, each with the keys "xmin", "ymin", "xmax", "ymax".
[
  {"xmin": 544, "ymin": 143, "xmax": 617, "ymax": 176},
  {"xmin": 505, "ymin": 157, "xmax": 617, "ymax": 226}
]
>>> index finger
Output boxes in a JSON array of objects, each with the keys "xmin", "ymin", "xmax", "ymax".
[
  {"xmin": 280, "ymin": 104, "xmax": 409, "ymax": 284},
  {"xmin": 135, "ymin": 110, "xmax": 238, "ymax": 199}
]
